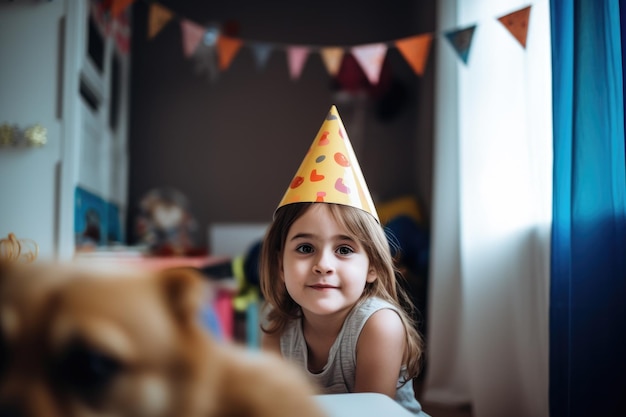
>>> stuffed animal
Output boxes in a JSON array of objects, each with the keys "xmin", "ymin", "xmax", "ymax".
[{"xmin": 135, "ymin": 188, "xmax": 199, "ymax": 255}]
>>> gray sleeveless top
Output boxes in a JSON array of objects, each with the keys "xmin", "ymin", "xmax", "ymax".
[{"xmin": 279, "ymin": 297, "xmax": 429, "ymax": 416}]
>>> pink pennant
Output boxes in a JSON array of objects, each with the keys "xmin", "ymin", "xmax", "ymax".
[
  {"xmin": 180, "ymin": 19, "xmax": 205, "ymax": 57},
  {"xmin": 351, "ymin": 43, "xmax": 387, "ymax": 85},
  {"xmin": 287, "ymin": 46, "xmax": 310, "ymax": 80}
]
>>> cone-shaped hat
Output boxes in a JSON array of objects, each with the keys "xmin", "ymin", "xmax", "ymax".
[{"xmin": 276, "ymin": 105, "xmax": 379, "ymax": 222}]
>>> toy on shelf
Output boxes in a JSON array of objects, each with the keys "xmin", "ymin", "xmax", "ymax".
[
  {"xmin": 135, "ymin": 187, "xmax": 201, "ymax": 256},
  {"xmin": 0, "ymin": 233, "xmax": 39, "ymax": 263}
]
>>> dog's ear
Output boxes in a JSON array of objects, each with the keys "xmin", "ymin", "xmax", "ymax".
[{"xmin": 158, "ymin": 268, "xmax": 205, "ymax": 326}]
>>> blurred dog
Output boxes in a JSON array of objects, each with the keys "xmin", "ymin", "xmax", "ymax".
[{"xmin": 0, "ymin": 261, "xmax": 326, "ymax": 417}]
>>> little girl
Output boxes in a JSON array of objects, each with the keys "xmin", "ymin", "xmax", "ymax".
[{"xmin": 259, "ymin": 106, "xmax": 429, "ymax": 416}]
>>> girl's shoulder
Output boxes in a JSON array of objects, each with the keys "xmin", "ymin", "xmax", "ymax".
[
  {"xmin": 356, "ymin": 296, "xmax": 398, "ymax": 315},
  {"xmin": 346, "ymin": 297, "xmax": 400, "ymax": 336}
]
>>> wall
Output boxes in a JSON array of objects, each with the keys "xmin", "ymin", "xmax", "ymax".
[{"xmin": 128, "ymin": 0, "xmax": 436, "ymax": 249}]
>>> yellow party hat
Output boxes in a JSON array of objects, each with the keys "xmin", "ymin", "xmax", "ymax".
[{"xmin": 276, "ymin": 105, "xmax": 379, "ymax": 222}]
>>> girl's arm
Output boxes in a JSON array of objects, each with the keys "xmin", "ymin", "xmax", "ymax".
[
  {"xmin": 261, "ymin": 331, "xmax": 283, "ymax": 356},
  {"xmin": 354, "ymin": 308, "xmax": 406, "ymax": 398}
]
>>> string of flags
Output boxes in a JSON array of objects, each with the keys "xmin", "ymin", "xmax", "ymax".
[{"xmin": 101, "ymin": 0, "xmax": 532, "ymax": 85}]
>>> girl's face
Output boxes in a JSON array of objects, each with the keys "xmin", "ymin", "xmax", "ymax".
[{"xmin": 280, "ymin": 204, "xmax": 377, "ymax": 319}]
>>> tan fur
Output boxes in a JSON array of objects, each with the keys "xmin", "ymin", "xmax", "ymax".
[{"xmin": 0, "ymin": 261, "xmax": 326, "ymax": 417}]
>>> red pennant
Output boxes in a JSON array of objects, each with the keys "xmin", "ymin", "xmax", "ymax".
[{"xmin": 180, "ymin": 20, "xmax": 205, "ymax": 57}]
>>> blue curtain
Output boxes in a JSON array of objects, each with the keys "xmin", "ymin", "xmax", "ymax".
[{"xmin": 550, "ymin": 0, "xmax": 626, "ymax": 416}]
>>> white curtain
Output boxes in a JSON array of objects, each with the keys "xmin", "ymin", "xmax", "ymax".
[{"xmin": 422, "ymin": 1, "xmax": 552, "ymax": 417}]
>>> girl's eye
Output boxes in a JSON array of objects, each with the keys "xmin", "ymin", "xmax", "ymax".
[
  {"xmin": 337, "ymin": 245, "xmax": 354, "ymax": 255},
  {"xmin": 296, "ymin": 244, "xmax": 314, "ymax": 254}
]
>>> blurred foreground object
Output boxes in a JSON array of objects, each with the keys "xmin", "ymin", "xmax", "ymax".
[{"xmin": 0, "ymin": 260, "xmax": 327, "ymax": 417}]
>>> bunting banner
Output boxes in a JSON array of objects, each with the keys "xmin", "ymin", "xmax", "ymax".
[
  {"xmin": 445, "ymin": 25, "xmax": 477, "ymax": 65},
  {"xmin": 250, "ymin": 42, "xmax": 273, "ymax": 71},
  {"xmin": 180, "ymin": 19, "xmax": 205, "ymax": 58},
  {"xmin": 100, "ymin": 0, "xmax": 535, "ymax": 83},
  {"xmin": 351, "ymin": 43, "xmax": 387, "ymax": 85},
  {"xmin": 287, "ymin": 46, "xmax": 310, "ymax": 80},
  {"xmin": 217, "ymin": 35, "xmax": 244, "ymax": 71},
  {"xmin": 497, "ymin": 5, "xmax": 532, "ymax": 48},
  {"xmin": 320, "ymin": 47, "xmax": 345, "ymax": 77},
  {"xmin": 395, "ymin": 34, "xmax": 433, "ymax": 76},
  {"xmin": 148, "ymin": 2, "xmax": 173, "ymax": 40}
]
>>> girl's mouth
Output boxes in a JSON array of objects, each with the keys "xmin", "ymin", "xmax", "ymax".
[{"xmin": 309, "ymin": 284, "xmax": 339, "ymax": 290}]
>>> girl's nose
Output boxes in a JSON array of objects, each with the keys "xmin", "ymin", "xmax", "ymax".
[{"xmin": 313, "ymin": 250, "xmax": 334, "ymax": 275}]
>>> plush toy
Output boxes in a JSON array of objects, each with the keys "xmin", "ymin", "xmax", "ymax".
[{"xmin": 135, "ymin": 187, "xmax": 199, "ymax": 255}]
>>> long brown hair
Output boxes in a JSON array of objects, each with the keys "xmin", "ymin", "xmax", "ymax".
[{"xmin": 259, "ymin": 202, "xmax": 424, "ymax": 380}]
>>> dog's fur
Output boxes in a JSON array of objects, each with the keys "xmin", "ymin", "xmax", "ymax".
[{"xmin": 0, "ymin": 261, "xmax": 326, "ymax": 417}]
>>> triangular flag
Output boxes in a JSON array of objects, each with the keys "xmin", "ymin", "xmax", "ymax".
[
  {"xmin": 148, "ymin": 3, "xmax": 173, "ymax": 40},
  {"xmin": 250, "ymin": 43, "xmax": 273, "ymax": 70},
  {"xmin": 445, "ymin": 25, "xmax": 477, "ymax": 65},
  {"xmin": 180, "ymin": 19, "xmax": 205, "ymax": 57},
  {"xmin": 497, "ymin": 5, "xmax": 532, "ymax": 48},
  {"xmin": 110, "ymin": 0, "xmax": 134, "ymax": 18},
  {"xmin": 217, "ymin": 35, "xmax": 243, "ymax": 71},
  {"xmin": 287, "ymin": 46, "xmax": 310, "ymax": 80},
  {"xmin": 395, "ymin": 34, "xmax": 433, "ymax": 76},
  {"xmin": 320, "ymin": 47, "xmax": 345, "ymax": 77},
  {"xmin": 351, "ymin": 43, "xmax": 387, "ymax": 85}
]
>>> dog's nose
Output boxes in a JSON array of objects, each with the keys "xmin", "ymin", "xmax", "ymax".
[{"xmin": 0, "ymin": 403, "xmax": 22, "ymax": 417}]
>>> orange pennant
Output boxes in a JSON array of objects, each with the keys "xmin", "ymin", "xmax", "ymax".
[
  {"xmin": 111, "ymin": 0, "xmax": 134, "ymax": 18},
  {"xmin": 217, "ymin": 35, "xmax": 243, "ymax": 70},
  {"xmin": 498, "ymin": 5, "xmax": 532, "ymax": 48},
  {"xmin": 320, "ymin": 47, "xmax": 345, "ymax": 77},
  {"xmin": 148, "ymin": 3, "xmax": 173, "ymax": 39},
  {"xmin": 395, "ymin": 34, "xmax": 433, "ymax": 76},
  {"xmin": 180, "ymin": 19, "xmax": 205, "ymax": 57}
]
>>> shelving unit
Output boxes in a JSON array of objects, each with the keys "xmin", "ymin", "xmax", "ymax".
[{"xmin": 0, "ymin": 1, "xmax": 131, "ymax": 259}]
